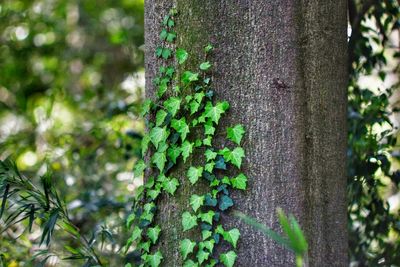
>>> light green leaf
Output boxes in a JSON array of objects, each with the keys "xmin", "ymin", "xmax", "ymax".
[
  {"xmin": 181, "ymin": 141, "xmax": 193, "ymax": 162},
  {"xmin": 231, "ymin": 173, "xmax": 247, "ymax": 190},
  {"xmin": 166, "ymin": 31, "xmax": 176, "ymax": 42},
  {"xmin": 197, "ymin": 249, "xmax": 210, "ymax": 265},
  {"xmin": 190, "ymin": 194, "xmax": 205, "ymax": 212},
  {"xmin": 199, "ymin": 210, "xmax": 215, "ymax": 225},
  {"xmin": 141, "ymin": 135, "xmax": 150, "ymax": 157},
  {"xmin": 226, "ymin": 147, "xmax": 245, "ymax": 168},
  {"xmin": 203, "ymin": 136, "xmax": 212, "ymax": 146},
  {"xmin": 183, "ymin": 260, "xmax": 198, "ymax": 267},
  {"xmin": 130, "ymin": 226, "xmax": 142, "ymax": 242},
  {"xmin": 204, "ymin": 101, "xmax": 229, "ymax": 124},
  {"xmin": 180, "ymin": 239, "xmax": 196, "ymax": 260},
  {"xmin": 162, "ymin": 177, "xmax": 180, "ymax": 195},
  {"xmin": 205, "ymin": 162, "xmax": 215, "ymax": 173},
  {"xmin": 199, "ymin": 61, "xmax": 212, "ymax": 70},
  {"xmin": 146, "ymin": 250, "xmax": 163, "ymax": 267},
  {"xmin": 162, "ymin": 48, "xmax": 172, "ymax": 59},
  {"xmin": 202, "ymin": 230, "xmax": 212, "ymax": 240},
  {"xmin": 152, "ymin": 151, "xmax": 167, "ymax": 172},
  {"xmin": 222, "ymin": 228, "xmax": 240, "ymax": 248},
  {"xmin": 156, "ymin": 110, "xmax": 168, "ymax": 126},
  {"xmin": 220, "ymin": 251, "xmax": 237, "ymax": 267},
  {"xmin": 227, "ymin": 124, "xmax": 245, "ymax": 145},
  {"xmin": 141, "ymin": 99, "xmax": 153, "ymax": 116},
  {"xmin": 150, "ymin": 127, "xmax": 169, "ymax": 149},
  {"xmin": 182, "ymin": 211, "xmax": 198, "ymax": 231},
  {"xmin": 204, "ymin": 43, "xmax": 213, "ymax": 53},
  {"xmin": 147, "ymin": 226, "xmax": 161, "ymax": 244},
  {"xmin": 204, "ymin": 123, "xmax": 215, "ymax": 135},
  {"xmin": 171, "ymin": 118, "xmax": 190, "ymax": 141},
  {"xmin": 176, "ymin": 48, "xmax": 188, "ymax": 64},
  {"xmin": 189, "ymin": 100, "xmax": 200, "ymax": 115},
  {"xmin": 205, "ymin": 149, "xmax": 217, "ymax": 162},
  {"xmin": 164, "ymin": 97, "xmax": 181, "ymax": 117},
  {"xmin": 187, "ymin": 166, "xmax": 203, "ymax": 184},
  {"xmin": 133, "ymin": 160, "xmax": 146, "ymax": 177}
]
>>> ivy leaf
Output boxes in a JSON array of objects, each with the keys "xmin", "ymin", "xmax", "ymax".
[
  {"xmin": 146, "ymin": 250, "xmax": 163, "ymax": 267},
  {"xmin": 133, "ymin": 160, "xmax": 146, "ymax": 177},
  {"xmin": 220, "ymin": 251, "xmax": 237, "ymax": 267},
  {"xmin": 139, "ymin": 241, "xmax": 151, "ymax": 253},
  {"xmin": 164, "ymin": 97, "xmax": 181, "ymax": 117},
  {"xmin": 162, "ymin": 48, "xmax": 172, "ymax": 59},
  {"xmin": 204, "ymin": 123, "xmax": 215, "ymax": 136},
  {"xmin": 187, "ymin": 166, "xmax": 203, "ymax": 184},
  {"xmin": 231, "ymin": 173, "xmax": 247, "ymax": 190},
  {"xmin": 202, "ymin": 230, "xmax": 212, "ymax": 240},
  {"xmin": 204, "ymin": 43, "xmax": 213, "ymax": 53},
  {"xmin": 205, "ymin": 162, "xmax": 215, "ymax": 173},
  {"xmin": 190, "ymin": 194, "xmax": 205, "ymax": 212},
  {"xmin": 147, "ymin": 226, "xmax": 161, "ymax": 244},
  {"xmin": 227, "ymin": 124, "xmax": 245, "ymax": 145},
  {"xmin": 182, "ymin": 71, "xmax": 199, "ymax": 85},
  {"xmin": 156, "ymin": 110, "xmax": 168, "ymax": 126},
  {"xmin": 203, "ymin": 136, "xmax": 212, "ymax": 146},
  {"xmin": 130, "ymin": 226, "xmax": 142, "ymax": 242},
  {"xmin": 199, "ymin": 210, "xmax": 215, "ymax": 225},
  {"xmin": 141, "ymin": 99, "xmax": 153, "ymax": 117},
  {"xmin": 147, "ymin": 188, "xmax": 161, "ymax": 200},
  {"xmin": 222, "ymin": 228, "xmax": 240, "ymax": 248},
  {"xmin": 166, "ymin": 31, "xmax": 176, "ymax": 42},
  {"xmin": 162, "ymin": 177, "xmax": 180, "ymax": 195},
  {"xmin": 176, "ymin": 48, "xmax": 188, "ymax": 64},
  {"xmin": 205, "ymin": 149, "xmax": 217, "ymax": 162},
  {"xmin": 197, "ymin": 249, "xmax": 210, "ymax": 265},
  {"xmin": 182, "ymin": 211, "xmax": 198, "ymax": 231},
  {"xmin": 219, "ymin": 195, "xmax": 234, "ymax": 211},
  {"xmin": 226, "ymin": 147, "xmax": 245, "ymax": 168},
  {"xmin": 183, "ymin": 260, "xmax": 199, "ymax": 267},
  {"xmin": 141, "ymin": 135, "xmax": 150, "ymax": 157},
  {"xmin": 181, "ymin": 141, "xmax": 193, "ymax": 162},
  {"xmin": 204, "ymin": 101, "xmax": 229, "ymax": 124},
  {"xmin": 152, "ymin": 152, "xmax": 167, "ymax": 172},
  {"xmin": 171, "ymin": 118, "xmax": 190, "ymax": 141},
  {"xmin": 167, "ymin": 145, "xmax": 181, "ymax": 164},
  {"xmin": 180, "ymin": 239, "xmax": 196, "ymax": 260},
  {"xmin": 160, "ymin": 29, "xmax": 168, "ymax": 40},
  {"xmin": 155, "ymin": 46, "xmax": 163, "ymax": 57},
  {"xmin": 199, "ymin": 61, "xmax": 212, "ymax": 70},
  {"xmin": 189, "ymin": 101, "xmax": 200, "ymax": 115},
  {"xmin": 150, "ymin": 126, "xmax": 169, "ymax": 149}
]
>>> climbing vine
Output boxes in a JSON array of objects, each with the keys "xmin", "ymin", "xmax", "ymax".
[{"xmin": 125, "ymin": 8, "xmax": 247, "ymax": 267}]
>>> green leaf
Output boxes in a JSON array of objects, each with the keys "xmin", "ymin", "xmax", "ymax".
[
  {"xmin": 199, "ymin": 61, "xmax": 212, "ymax": 70},
  {"xmin": 203, "ymin": 136, "xmax": 212, "ymax": 146},
  {"xmin": 219, "ymin": 195, "xmax": 234, "ymax": 211},
  {"xmin": 187, "ymin": 166, "xmax": 203, "ymax": 184},
  {"xmin": 200, "ymin": 240, "xmax": 215, "ymax": 252},
  {"xmin": 202, "ymin": 230, "xmax": 212, "ymax": 240},
  {"xmin": 146, "ymin": 250, "xmax": 163, "ymax": 267},
  {"xmin": 162, "ymin": 48, "xmax": 172, "ymax": 59},
  {"xmin": 199, "ymin": 210, "xmax": 215, "ymax": 225},
  {"xmin": 205, "ymin": 162, "xmax": 215, "ymax": 173},
  {"xmin": 130, "ymin": 226, "xmax": 142, "ymax": 242},
  {"xmin": 181, "ymin": 141, "xmax": 193, "ymax": 162},
  {"xmin": 190, "ymin": 194, "xmax": 205, "ymax": 212},
  {"xmin": 204, "ymin": 123, "xmax": 215, "ymax": 135},
  {"xmin": 183, "ymin": 260, "xmax": 199, "ymax": 267},
  {"xmin": 166, "ymin": 31, "xmax": 176, "ymax": 42},
  {"xmin": 150, "ymin": 126, "xmax": 169, "ymax": 149},
  {"xmin": 141, "ymin": 99, "xmax": 153, "ymax": 116},
  {"xmin": 231, "ymin": 173, "xmax": 247, "ymax": 190},
  {"xmin": 147, "ymin": 226, "xmax": 161, "ymax": 244},
  {"xmin": 204, "ymin": 101, "xmax": 229, "ymax": 124},
  {"xmin": 152, "ymin": 152, "xmax": 167, "ymax": 172},
  {"xmin": 162, "ymin": 177, "xmax": 180, "ymax": 195},
  {"xmin": 204, "ymin": 43, "xmax": 213, "ymax": 53},
  {"xmin": 189, "ymin": 101, "xmax": 200, "ymax": 115},
  {"xmin": 147, "ymin": 188, "xmax": 161, "ymax": 200},
  {"xmin": 159, "ymin": 29, "xmax": 168, "ymax": 40},
  {"xmin": 180, "ymin": 239, "xmax": 196, "ymax": 260},
  {"xmin": 181, "ymin": 71, "xmax": 199, "ymax": 85},
  {"xmin": 227, "ymin": 124, "xmax": 245, "ymax": 145},
  {"xmin": 197, "ymin": 249, "xmax": 210, "ymax": 265},
  {"xmin": 205, "ymin": 149, "xmax": 217, "ymax": 162},
  {"xmin": 171, "ymin": 118, "xmax": 190, "ymax": 141},
  {"xmin": 141, "ymin": 135, "xmax": 150, "ymax": 157},
  {"xmin": 155, "ymin": 46, "xmax": 163, "ymax": 57},
  {"xmin": 167, "ymin": 145, "xmax": 181, "ymax": 164},
  {"xmin": 164, "ymin": 97, "xmax": 181, "ymax": 117},
  {"xmin": 182, "ymin": 211, "xmax": 198, "ymax": 231},
  {"xmin": 139, "ymin": 241, "xmax": 151, "ymax": 253},
  {"xmin": 155, "ymin": 110, "xmax": 168, "ymax": 126},
  {"xmin": 226, "ymin": 147, "xmax": 245, "ymax": 168},
  {"xmin": 222, "ymin": 228, "xmax": 240, "ymax": 248},
  {"xmin": 220, "ymin": 251, "xmax": 237, "ymax": 267},
  {"xmin": 176, "ymin": 48, "xmax": 188, "ymax": 64},
  {"xmin": 133, "ymin": 160, "xmax": 146, "ymax": 177}
]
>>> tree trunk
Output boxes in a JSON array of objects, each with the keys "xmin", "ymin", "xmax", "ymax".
[{"xmin": 145, "ymin": 1, "xmax": 348, "ymax": 266}]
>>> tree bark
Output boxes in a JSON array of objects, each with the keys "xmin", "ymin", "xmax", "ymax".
[{"xmin": 145, "ymin": 1, "xmax": 348, "ymax": 266}]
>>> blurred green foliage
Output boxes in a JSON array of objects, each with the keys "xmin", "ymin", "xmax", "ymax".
[{"xmin": 0, "ymin": 0, "xmax": 145, "ymax": 265}]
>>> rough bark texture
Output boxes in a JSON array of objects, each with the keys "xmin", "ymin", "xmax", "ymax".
[{"xmin": 145, "ymin": 1, "xmax": 348, "ymax": 266}]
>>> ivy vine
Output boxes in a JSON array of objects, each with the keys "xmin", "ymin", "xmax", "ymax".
[{"xmin": 125, "ymin": 8, "xmax": 247, "ymax": 267}]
